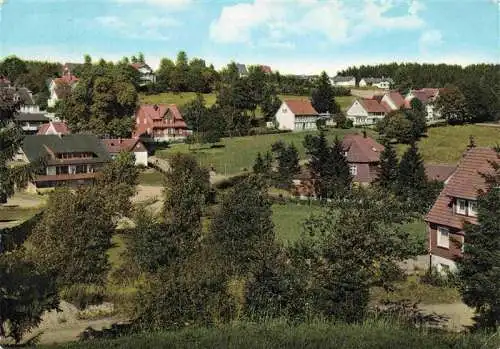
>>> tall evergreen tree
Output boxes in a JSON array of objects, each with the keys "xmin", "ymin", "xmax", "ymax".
[
  {"xmin": 396, "ymin": 142, "xmax": 428, "ymax": 211},
  {"xmin": 406, "ymin": 98, "xmax": 427, "ymax": 141},
  {"xmin": 273, "ymin": 142, "xmax": 300, "ymax": 188},
  {"xmin": 458, "ymin": 150, "xmax": 500, "ymax": 330},
  {"xmin": 375, "ymin": 139, "xmax": 399, "ymax": 190},
  {"xmin": 327, "ymin": 137, "xmax": 353, "ymax": 197},
  {"xmin": 311, "ymin": 71, "xmax": 340, "ymax": 114}
]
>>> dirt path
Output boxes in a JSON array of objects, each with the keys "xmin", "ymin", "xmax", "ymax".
[{"xmin": 420, "ymin": 303, "xmax": 475, "ymax": 331}]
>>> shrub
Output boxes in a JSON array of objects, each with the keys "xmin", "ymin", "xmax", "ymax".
[{"xmin": 60, "ymin": 284, "xmax": 107, "ymax": 309}]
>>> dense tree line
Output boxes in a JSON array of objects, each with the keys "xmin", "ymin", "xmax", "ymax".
[
  {"xmin": 56, "ymin": 57, "xmax": 139, "ymax": 138},
  {"xmin": 339, "ymin": 63, "xmax": 499, "ymax": 122}
]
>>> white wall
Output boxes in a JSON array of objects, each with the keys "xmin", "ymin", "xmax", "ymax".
[
  {"xmin": 275, "ymin": 101, "xmax": 296, "ymax": 131},
  {"xmin": 431, "ymin": 254, "xmax": 457, "ymax": 273},
  {"xmin": 381, "ymin": 94, "xmax": 397, "ymax": 111},
  {"xmin": 333, "ymin": 78, "xmax": 355, "ymax": 87},
  {"xmin": 134, "ymin": 151, "xmax": 148, "ymax": 166},
  {"xmin": 346, "ymin": 100, "xmax": 368, "ymax": 118},
  {"xmin": 359, "ymin": 79, "xmax": 368, "ymax": 87},
  {"xmin": 374, "ymin": 81, "xmax": 390, "ymax": 89}
]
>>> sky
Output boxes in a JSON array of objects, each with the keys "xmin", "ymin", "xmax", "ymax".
[{"xmin": 0, "ymin": 0, "xmax": 498, "ymax": 75}]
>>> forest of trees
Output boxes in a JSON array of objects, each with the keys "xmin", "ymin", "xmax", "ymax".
[{"xmin": 338, "ymin": 63, "xmax": 500, "ymax": 123}]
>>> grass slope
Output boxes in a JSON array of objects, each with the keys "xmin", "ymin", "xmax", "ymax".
[
  {"xmin": 158, "ymin": 129, "xmax": 369, "ymax": 176},
  {"xmin": 139, "ymin": 92, "xmax": 355, "ymax": 112},
  {"xmin": 398, "ymin": 125, "xmax": 500, "ymax": 164},
  {"xmin": 272, "ymin": 202, "xmax": 323, "ymax": 244},
  {"xmin": 41, "ymin": 320, "xmax": 498, "ymax": 349}
]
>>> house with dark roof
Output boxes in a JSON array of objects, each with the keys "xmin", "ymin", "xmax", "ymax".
[
  {"xmin": 235, "ymin": 63, "xmax": 248, "ymax": 77},
  {"xmin": 359, "ymin": 77, "xmax": 394, "ymax": 89},
  {"xmin": 342, "ymin": 133, "xmax": 385, "ymax": 184},
  {"xmin": 37, "ymin": 121, "xmax": 70, "ymax": 136},
  {"xmin": 101, "ymin": 138, "xmax": 148, "ymax": 166},
  {"xmin": 19, "ymin": 134, "xmax": 111, "ymax": 189},
  {"xmin": 381, "ymin": 91, "xmax": 405, "ymax": 111},
  {"xmin": 260, "ymin": 65, "xmax": 272, "ymax": 74},
  {"xmin": 405, "ymin": 88, "xmax": 443, "ymax": 121},
  {"xmin": 0, "ymin": 86, "xmax": 41, "ymax": 113},
  {"xmin": 330, "ymin": 75, "xmax": 356, "ymax": 87},
  {"xmin": 130, "ymin": 62, "xmax": 156, "ymax": 86},
  {"xmin": 274, "ymin": 99, "xmax": 320, "ymax": 131},
  {"xmin": 133, "ymin": 104, "xmax": 190, "ymax": 143},
  {"xmin": 425, "ymin": 147, "xmax": 498, "ymax": 272},
  {"xmin": 14, "ymin": 112, "xmax": 50, "ymax": 134}
]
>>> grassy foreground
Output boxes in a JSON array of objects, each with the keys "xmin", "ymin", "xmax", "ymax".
[{"xmin": 41, "ymin": 320, "xmax": 499, "ymax": 349}]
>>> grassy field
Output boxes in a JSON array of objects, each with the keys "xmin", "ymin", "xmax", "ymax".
[
  {"xmin": 398, "ymin": 124, "xmax": 500, "ymax": 164},
  {"xmin": 138, "ymin": 169, "xmax": 164, "ymax": 186},
  {"xmin": 158, "ymin": 128, "xmax": 369, "ymax": 176},
  {"xmin": 272, "ymin": 202, "xmax": 323, "ymax": 244},
  {"xmin": 40, "ymin": 320, "xmax": 498, "ymax": 349},
  {"xmin": 0, "ymin": 206, "xmax": 40, "ymax": 222},
  {"xmin": 139, "ymin": 92, "xmax": 356, "ymax": 112}
]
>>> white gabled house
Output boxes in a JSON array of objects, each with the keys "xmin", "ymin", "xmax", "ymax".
[
  {"xmin": 346, "ymin": 99, "xmax": 388, "ymax": 126},
  {"xmin": 330, "ymin": 75, "xmax": 356, "ymax": 87},
  {"xmin": 275, "ymin": 99, "xmax": 320, "ymax": 131},
  {"xmin": 130, "ymin": 63, "xmax": 156, "ymax": 86},
  {"xmin": 405, "ymin": 88, "xmax": 443, "ymax": 121},
  {"xmin": 359, "ymin": 77, "xmax": 394, "ymax": 89}
]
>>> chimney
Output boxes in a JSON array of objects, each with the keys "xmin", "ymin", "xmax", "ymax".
[
  {"xmin": 362, "ymin": 130, "xmax": 367, "ymax": 138},
  {"xmin": 153, "ymin": 104, "xmax": 159, "ymax": 111}
]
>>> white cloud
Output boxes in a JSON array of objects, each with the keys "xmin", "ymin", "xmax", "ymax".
[
  {"xmin": 419, "ymin": 29, "xmax": 443, "ymax": 50},
  {"xmin": 210, "ymin": 0, "xmax": 426, "ymax": 47}
]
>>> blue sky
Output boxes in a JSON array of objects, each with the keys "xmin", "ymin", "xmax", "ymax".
[{"xmin": 0, "ymin": 0, "xmax": 498, "ymax": 74}]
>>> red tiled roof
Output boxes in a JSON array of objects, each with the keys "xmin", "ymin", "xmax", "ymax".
[
  {"xmin": 54, "ymin": 74, "xmax": 79, "ymax": 85},
  {"xmin": 37, "ymin": 121, "xmax": 70, "ymax": 135},
  {"xmin": 342, "ymin": 134, "xmax": 384, "ymax": 163},
  {"xmin": 425, "ymin": 147, "xmax": 498, "ymax": 229},
  {"xmin": 424, "ymin": 164, "xmax": 457, "ymax": 182},
  {"xmin": 284, "ymin": 99, "xmax": 318, "ymax": 116},
  {"xmin": 387, "ymin": 91, "xmax": 405, "ymax": 108},
  {"xmin": 260, "ymin": 65, "xmax": 272, "ymax": 73},
  {"xmin": 358, "ymin": 99, "xmax": 388, "ymax": 113},
  {"xmin": 101, "ymin": 138, "xmax": 147, "ymax": 154}
]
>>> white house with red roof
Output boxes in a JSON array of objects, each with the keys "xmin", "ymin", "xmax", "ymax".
[
  {"xmin": 405, "ymin": 88, "xmax": 443, "ymax": 121},
  {"xmin": 47, "ymin": 68, "xmax": 79, "ymax": 108},
  {"xmin": 425, "ymin": 147, "xmax": 498, "ymax": 272},
  {"xmin": 133, "ymin": 104, "xmax": 190, "ymax": 143},
  {"xmin": 101, "ymin": 138, "xmax": 148, "ymax": 166},
  {"xmin": 130, "ymin": 63, "xmax": 156, "ymax": 86},
  {"xmin": 275, "ymin": 99, "xmax": 320, "ymax": 131},
  {"xmin": 346, "ymin": 98, "xmax": 389, "ymax": 126},
  {"xmin": 37, "ymin": 121, "xmax": 70, "ymax": 136}
]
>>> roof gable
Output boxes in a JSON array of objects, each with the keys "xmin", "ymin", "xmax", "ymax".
[
  {"xmin": 342, "ymin": 134, "xmax": 384, "ymax": 163},
  {"xmin": 284, "ymin": 99, "xmax": 318, "ymax": 116}
]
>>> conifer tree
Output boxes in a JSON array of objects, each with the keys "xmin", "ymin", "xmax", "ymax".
[
  {"xmin": 327, "ymin": 137, "xmax": 353, "ymax": 198},
  {"xmin": 375, "ymin": 139, "xmax": 399, "ymax": 190},
  {"xmin": 458, "ymin": 150, "xmax": 500, "ymax": 330},
  {"xmin": 253, "ymin": 152, "xmax": 265, "ymax": 174},
  {"xmin": 311, "ymin": 71, "xmax": 340, "ymax": 114},
  {"xmin": 273, "ymin": 142, "xmax": 301, "ymax": 188},
  {"xmin": 396, "ymin": 142, "xmax": 428, "ymax": 211}
]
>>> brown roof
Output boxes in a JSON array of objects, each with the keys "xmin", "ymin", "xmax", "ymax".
[
  {"xmin": 260, "ymin": 65, "xmax": 272, "ymax": 73},
  {"xmin": 387, "ymin": 91, "xmax": 405, "ymax": 108},
  {"xmin": 424, "ymin": 164, "xmax": 457, "ymax": 182},
  {"xmin": 358, "ymin": 99, "xmax": 388, "ymax": 113},
  {"xmin": 342, "ymin": 134, "xmax": 384, "ymax": 163},
  {"xmin": 101, "ymin": 138, "xmax": 147, "ymax": 154},
  {"xmin": 284, "ymin": 99, "xmax": 318, "ymax": 116},
  {"xmin": 425, "ymin": 147, "xmax": 498, "ymax": 229},
  {"xmin": 37, "ymin": 121, "xmax": 70, "ymax": 135}
]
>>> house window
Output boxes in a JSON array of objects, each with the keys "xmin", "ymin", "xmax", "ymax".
[
  {"xmin": 468, "ymin": 201, "xmax": 477, "ymax": 217},
  {"xmin": 437, "ymin": 226, "xmax": 450, "ymax": 249},
  {"xmin": 282, "ymin": 108, "xmax": 287, "ymax": 113},
  {"xmin": 456, "ymin": 199, "xmax": 467, "ymax": 215},
  {"xmin": 349, "ymin": 164, "xmax": 357, "ymax": 176}
]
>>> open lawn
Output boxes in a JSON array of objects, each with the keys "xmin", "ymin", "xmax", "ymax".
[
  {"xmin": 139, "ymin": 92, "xmax": 355, "ymax": 112},
  {"xmin": 272, "ymin": 202, "xmax": 323, "ymax": 244},
  {"xmin": 398, "ymin": 124, "xmax": 500, "ymax": 164},
  {"xmin": 158, "ymin": 128, "xmax": 371, "ymax": 176}
]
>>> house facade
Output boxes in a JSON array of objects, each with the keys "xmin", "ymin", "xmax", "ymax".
[
  {"xmin": 101, "ymin": 138, "xmax": 148, "ymax": 167},
  {"xmin": 275, "ymin": 99, "xmax": 320, "ymax": 131},
  {"xmin": 405, "ymin": 88, "xmax": 442, "ymax": 121},
  {"xmin": 47, "ymin": 71, "xmax": 79, "ymax": 108},
  {"xmin": 342, "ymin": 134, "xmax": 384, "ymax": 185},
  {"xmin": 425, "ymin": 147, "xmax": 497, "ymax": 272},
  {"xmin": 359, "ymin": 77, "xmax": 393, "ymax": 89},
  {"xmin": 346, "ymin": 99, "xmax": 388, "ymax": 126},
  {"xmin": 130, "ymin": 63, "xmax": 156, "ymax": 86},
  {"xmin": 133, "ymin": 104, "xmax": 190, "ymax": 143},
  {"xmin": 330, "ymin": 75, "xmax": 356, "ymax": 87},
  {"xmin": 235, "ymin": 63, "xmax": 248, "ymax": 77},
  {"xmin": 15, "ymin": 113, "xmax": 49, "ymax": 134},
  {"xmin": 19, "ymin": 134, "xmax": 111, "ymax": 189}
]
